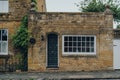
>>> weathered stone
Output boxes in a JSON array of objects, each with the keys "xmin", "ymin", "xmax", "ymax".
[
  {"xmin": 0, "ymin": 0, "xmax": 113, "ymax": 72},
  {"xmin": 0, "ymin": 0, "xmax": 46, "ymax": 71},
  {"xmin": 28, "ymin": 12, "xmax": 113, "ymax": 72}
]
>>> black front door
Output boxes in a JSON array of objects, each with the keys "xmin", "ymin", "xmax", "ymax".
[{"xmin": 47, "ymin": 33, "xmax": 58, "ymax": 68}]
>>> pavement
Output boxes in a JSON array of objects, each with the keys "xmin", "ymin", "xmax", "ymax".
[{"xmin": 0, "ymin": 70, "xmax": 120, "ymax": 80}]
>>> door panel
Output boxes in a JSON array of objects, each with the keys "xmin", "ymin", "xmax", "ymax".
[
  {"xmin": 114, "ymin": 39, "xmax": 120, "ymax": 69},
  {"xmin": 47, "ymin": 34, "xmax": 58, "ymax": 68}
]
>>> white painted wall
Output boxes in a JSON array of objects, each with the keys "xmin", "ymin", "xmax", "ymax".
[{"xmin": 113, "ymin": 39, "xmax": 120, "ymax": 69}]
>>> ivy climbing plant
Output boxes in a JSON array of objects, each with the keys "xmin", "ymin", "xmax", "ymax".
[
  {"xmin": 12, "ymin": 15, "xmax": 29, "ymax": 54},
  {"xmin": 12, "ymin": 15, "xmax": 29, "ymax": 71},
  {"xmin": 12, "ymin": 0, "xmax": 37, "ymax": 71},
  {"xmin": 31, "ymin": 0, "xmax": 37, "ymax": 4},
  {"xmin": 31, "ymin": 0, "xmax": 37, "ymax": 10}
]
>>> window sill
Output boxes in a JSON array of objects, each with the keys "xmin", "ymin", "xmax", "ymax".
[
  {"xmin": 0, "ymin": 13, "xmax": 10, "ymax": 16},
  {"xmin": 46, "ymin": 67, "xmax": 59, "ymax": 70},
  {"xmin": 0, "ymin": 12, "xmax": 9, "ymax": 14},
  {"xmin": 62, "ymin": 53, "xmax": 96, "ymax": 57},
  {"xmin": 0, "ymin": 54, "xmax": 10, "ymax": 58}
]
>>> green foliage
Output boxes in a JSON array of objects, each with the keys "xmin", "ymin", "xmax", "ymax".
[
  {"xmin": 14, "ymin": 54, "xmax": 23, "ymax": 70},
  {"xmin": 77, "ymin": 0, "xmax": 120, "ymax": 22},
  {"xmin": 12, "ymin": 15, "xmax": 29, "ymax": 71},
  {"xmin": 29, "ymin": 78, "xmax": 34, "ymax": 80},
  {"xmin": 31, "ymin": 0, "xmax": 37, "ymax": 10},
  {"xmin": 12, "ymin": 15, "xmax": 29, "ymax": 53},
  {"xmin": 31, "ymin": 0, "xmax": 37, "ymax": 4},
  {"xmin": 117, "ymin": 24, "xmax": 120, "ymax": 28},
  {"xmin": 81, "ymin": 0, "xmax": 105, "ymax": 12}
]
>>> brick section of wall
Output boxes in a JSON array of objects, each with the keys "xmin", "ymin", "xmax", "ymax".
[{"xmin": 28, "ymin": 12, "xmax": 113, "ymax": 72}]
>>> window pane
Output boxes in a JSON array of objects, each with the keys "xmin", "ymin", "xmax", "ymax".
[
  {"xmin": 86, "ymin": 42, "xmax": 90, "ymax": 47},
  {"xmin": 86, "ymin": 37, "xmax": 90, "ymax": 41},
  {"xmin": 73, "ymin": 42, "xmax": 76, "ymax": 46},
  {"xmin": 86, "ymin": 48, "xmax": 90, "ymax": 52},
  {"xmin": 63, "ymin": 35, "xmax": 95, "ymax": 54},
  {"xmin": 0, "ymin": 30, "xmax": 1, "ymax": 40},
  {"xmin": 78, "ymin": 42, "xmax": 81, "ymax": 46},
  {"xmin": 91, "ymin": 48, "xmax": 94, "ymax": 52},
  {"xmin": 82, "ymin": 48, "xmax": 85, "ymax": 52},
  {"xmin": 64, "ymin": 37, "xmax": 68, "ymax": 41},
  {"xmin": 91, "ymin": 37, "xmax": 94, "ymax": 41},
  {"xmin": 0, "ymin": 0, "xmax": 8, "ymax": 13},
  {"xmin": 69, "ymin": 47, "xmax": 72, "ymax": 52},
  {"xmin": 69, "ymin": 37, "xmax": 72, "ymax": 41},
  {"xmin": 82, "ymin": 37, "xmax": 85, "ymax": 41},
  {"xmin": 64, "ymin": 47, "xmax": 68, "ymax": 52},
  {"xmin": 2, "ymin": 30, "xmax": 7, "ymax": 41},
  {"xmin": 64, "ymin": 42, "xmax": 68, "ymax": 46},
  {"xmin": 73, "ymin": 48, "xmax": 76, "ymax": 52},
  {"xmin": 91, "ymin": 42, "xmax": 94, "ymax": 47},
  {"xmin": 0, "ymin": 43, "xmax": 1, "ymax": 53},
  {"xmin": 82, "ymin": 42, "xmax": 85, "ymax": 46},
  {"xmin": 69, "ymin": 42, "xmax": 72, "ymax": 46},
  {"xmin": 73, "ymin": 37, "xmax": 77, "ymax": 41},
  {"xmin": 78, "ymin": 37, "xmax": 81, "ymax": 41},
  {"xmin": 78, "ymin": 48, "xmax": 81, "ymax": 52},
  {"xmin": 0, "ymin": 1, "xmax": 2, "ymax": 12},
  {"xmin": 2, "ymin": 42, "xmax": 7, "ymax": 53}
]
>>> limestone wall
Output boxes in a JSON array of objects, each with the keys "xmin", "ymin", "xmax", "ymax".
[
  {"xmin": 0, "ymin": 0, "xmax": 46, "ymax": 71},
  {"xmin": 0, "ymin": 0, "xmax": 31, "ymax": 56},
  {"xmin": 36, "ymin": 0, "xmax": 46, "ymax": 12},
  {"xmin": 0, "ymin": 0, "xmax": 46, "ymax": 21},
  {"xmin": 28, "ymin": 12, "xmax": 113, "ymax": 72},
  {"xmin": 0, "ymin": 21, "xmax": 20, "ymax": 56},
  {"xmin": 0, "ymin": 0, "xmax": 30, "ymax": 21}
]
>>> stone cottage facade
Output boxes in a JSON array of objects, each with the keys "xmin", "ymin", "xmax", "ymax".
[
  {"xmin": 0, "ymin": 0, "xmax": 46, "ymax": 71},
  {"xmin": 28, "ymin": 11, "xmax": 113, "ymax": 71},
  {"xmin": 0, "ymin": 0, "xmax": 30, "ymax": 56},
  {"xmin": 0, "ymin": 0, "xmax": 113, "ymax": 72},
  {"xmin": 0, "ymin": 0, "xmax": 46, "ymax": 55}
]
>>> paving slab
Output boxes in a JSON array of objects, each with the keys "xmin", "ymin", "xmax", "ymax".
[{"xmin": 0, "ymin": 70, "xmax": 120, "ymax": 80}]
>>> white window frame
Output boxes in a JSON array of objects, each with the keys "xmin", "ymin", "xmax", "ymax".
[
  {"xmin": 0, "ymin": 29, "xmax": 8, "ymax": 55},
  {"xmin": 0, "ymin": 0, "xmax": 9, "ymax": 13},
  {"xmin": 62, "ymin": 35, "xmax": 96, "ymax": 55}
]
